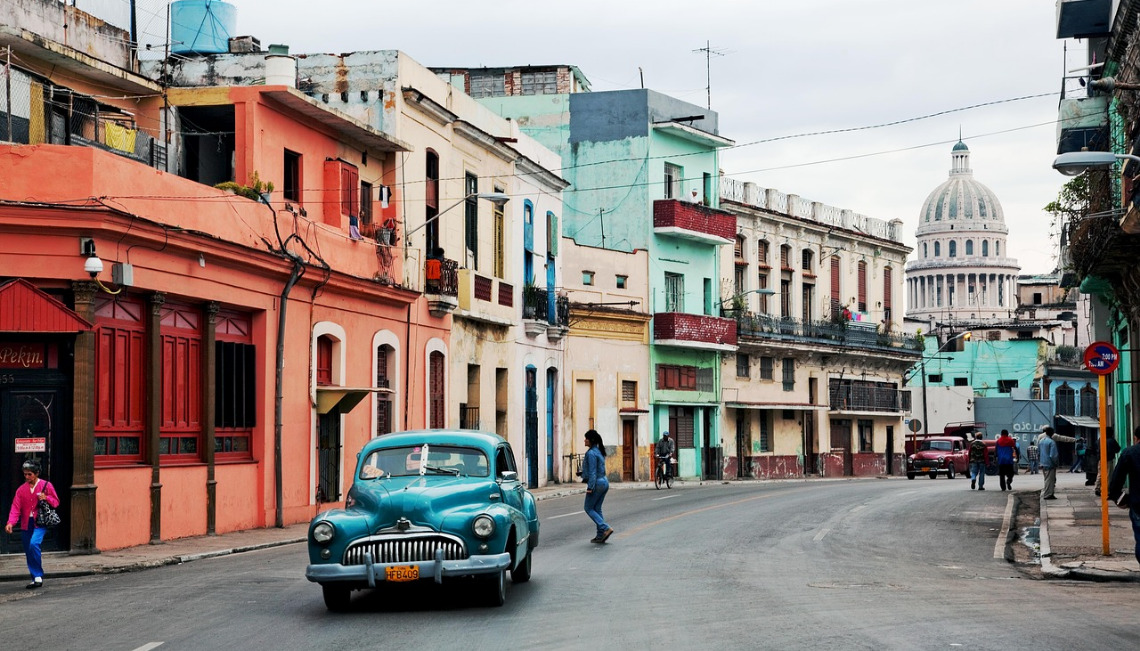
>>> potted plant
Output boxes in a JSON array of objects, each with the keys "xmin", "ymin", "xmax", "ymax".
[{"xmin": 215, "ymin": 170, "xmax": 275, "ymax": 202}]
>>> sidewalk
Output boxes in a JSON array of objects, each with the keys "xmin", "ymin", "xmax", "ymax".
[
  {"xmin": 1035, "ymin": 469, "xmax": 1140, "ymax": 581},
  {"xmin": 0, "ymin": 482, "xmax": 590, "ymax": 583},
  {"xmin": 5, "ymin": 473, "xmax": 1138, "ymax": 583}
]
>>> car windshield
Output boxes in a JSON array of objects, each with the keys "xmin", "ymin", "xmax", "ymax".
[
  {"xmin": 359, "ymin": 445, "xmax": 489, "ymax": 479},
  {"xmin": 919, "ymin": 440, "xmax": 952, "ymax": 451}
]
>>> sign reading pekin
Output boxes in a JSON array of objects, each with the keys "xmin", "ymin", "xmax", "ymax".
[{"xmin": 0, "ymin": 343, "xmax": 49, "ymax": 369}]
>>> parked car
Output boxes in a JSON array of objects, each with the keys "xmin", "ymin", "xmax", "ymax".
[
  {"xmin": 305, "ymin": 430, "xmax": 539, "ymax": 611},
  {"xmin": 906, "ymin": 436, "xmax": 968, "ymax": 479}
]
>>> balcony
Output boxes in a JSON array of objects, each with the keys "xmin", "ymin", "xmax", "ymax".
[
  {"xmin": 653, "ymin": 312, "xmax": 737, "ymax": 351},
  {"xmin": 734, "ymin": 313, "xmax": 922, "ymax": 355},
  {"xmin": 653, "ymin": 200, "xmax": 736, "ymax": 245},
  {"xmin": 1056, "ymin": 0, "xmax": 1113, "ymax": 39},
  {"xmin": 829, "ymin": 381, "xmax": 905, "ymax": 413},
  {"xmin": 522, "ymin": 286, "xmax": 571, "ymax": 339},
  {"xmin": 1057, "ymin": 95, "xmax": 1109, "ymax": 155},
  {"xmin": 425, "ymin": 257, "xmax": 459, "ymax": 317}
]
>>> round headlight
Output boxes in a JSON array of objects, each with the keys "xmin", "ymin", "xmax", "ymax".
[
  {"xmin": 472, "ymin": 515, "xmax": 495, "ymax": 539},
  {"xmin": 312, "ymin": 521, "xmax": 335, "ymax": 544}
]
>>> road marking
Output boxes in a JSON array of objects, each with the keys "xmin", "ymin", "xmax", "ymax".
[
  {"xmin": 652, "ymin": 494, "xmax": 680, "ymax": 501},
  {"xmin": 813, "ymin": 528, "xmax": 831, "ymax": 542},
  {"xmin": 898, "ymin": 491, "xmax": 917, "ymax": 496},
  {"xmin": 547, "ymin": 512, "xmax": 580, "ymax": 520},
  {"xmin": 851, "ymin": 505, "xmax": 867, "ymax": 512},
  {"xmin": 131, "ymin": 644, "xmax": 164, "ymax": 651}
]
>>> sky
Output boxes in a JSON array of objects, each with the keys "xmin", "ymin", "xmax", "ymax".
[{"xmin": 120, "ymin": 0, "xmax": 1079, "ymax": 275}]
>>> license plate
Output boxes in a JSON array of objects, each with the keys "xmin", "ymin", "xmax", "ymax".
[{"xmin": 386, "ymin": 565, "xmax": 419, "ymax": 582}]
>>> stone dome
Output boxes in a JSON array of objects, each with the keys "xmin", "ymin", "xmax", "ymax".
[{"xmin": 918, "ymin": 140, "xmax": 1006, "ymax": 232}]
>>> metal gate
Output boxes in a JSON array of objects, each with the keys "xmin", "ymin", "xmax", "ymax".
[{"xmin": 317, "ymin": 410, "xmax": 341, "ymax": 502}]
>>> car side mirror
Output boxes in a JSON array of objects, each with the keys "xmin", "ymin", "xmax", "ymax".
[{"xmin": 499, "ymin": 470, "xmax": 518, "ymax": 483}]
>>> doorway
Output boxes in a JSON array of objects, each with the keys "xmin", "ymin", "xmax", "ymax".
[
  {"xmin": 621, "ymin": 419, "xmax": 636, "ymax": 481},
  {"xmin": 525, "ymin": 367, "xmax": 538, "ymax": 489},
  {"xmin": 316, "ymin": 410, "xmax": 341, "ymax": 503},
  {"xmin": 1, "ymin": 384, "xmax": 71, "ymax": 554}
]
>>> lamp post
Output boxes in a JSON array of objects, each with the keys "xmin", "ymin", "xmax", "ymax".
[
  {"xmin": 404, "ymin": 191, "xmax": 511, "ymax": 243},
  {"xmin": 1052, "ymin": 151, "xmax": 1140, "ymax": 176}
]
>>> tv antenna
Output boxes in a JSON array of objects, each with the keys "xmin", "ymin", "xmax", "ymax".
[{"xmin": 693, "ymin": 41, "xmax": 727, "ymax": 109}]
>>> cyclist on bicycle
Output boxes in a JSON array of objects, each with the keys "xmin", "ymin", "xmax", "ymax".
[{"xmin": 655, "ymin": 431, "xmax": 675, "ymax": 479}]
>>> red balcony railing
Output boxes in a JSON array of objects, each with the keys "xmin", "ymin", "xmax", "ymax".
[
  {"xmin": 653, "ymin": 199, "xmax": 736, "ymax": 243},
  {"xmin": 653, "ymin": 312, "xmax": 737, "ymax": 347}
]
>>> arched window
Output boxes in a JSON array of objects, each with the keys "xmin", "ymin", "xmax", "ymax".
[
  {"xmin": 1056, "ymin": 384, "xmax": 1075, "ymax": 416},
  {"xmin": 949, "ymin": 240, "xmax": 957, "ymax": 257},
  {"xmin": 1080, "ymin": 385, "xmax": 1098, "ymax": 418},
  {"xmin": 923, "ymin": 243, "xmax": 928, "ymax": 258},
  {"xmin": 982, "ymin": 240, "xmax": 989, "ymax": 257},
  {"xmin": 376, "ymin": 344, "xmax": 395, "ymax": 436},
  {"xmin": 429, "ymin": 350, "xmax": 446, "ymax": 428},
  {"xmin": 934, "ymin": 242, "xmax": 941, "ymax": 257},
  {"xmin": 965, "ymin": 240, "xmax": 973, "ymax": 255},
  {"xmin": 995, "ymin": 241, "xmax": 1001, "ymax": 257}
]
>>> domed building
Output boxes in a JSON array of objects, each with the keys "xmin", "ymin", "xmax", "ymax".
[{"xmin": 905, "ymin": 141, "xmax": 1021, "ymax": 325}]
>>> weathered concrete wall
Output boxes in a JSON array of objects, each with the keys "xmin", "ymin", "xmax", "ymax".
[{"xmin": 3, "ymin": 0, "xmax": 134, "ymax": 70}]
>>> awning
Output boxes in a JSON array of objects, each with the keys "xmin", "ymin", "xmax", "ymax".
[
  {"xmin": 1058, "ymin": 415, "xmax": 1101, "ymax": 429},
  {"xmin": 315, "ymin": 387, "xmax": 392, "ymax": 415},
  {"xmin": 0, "ymin": 279, "xmax": 93, "ymax": 333}
]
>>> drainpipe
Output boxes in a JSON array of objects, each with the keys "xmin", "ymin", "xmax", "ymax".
[{"xmin": 274, "ymin": 255, "xmax": 304, "ymax": 528}]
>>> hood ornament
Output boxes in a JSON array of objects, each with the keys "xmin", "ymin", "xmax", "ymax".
[{"xmin": 396, "ymin": 517, "xmax": 412, "ymax": 531}]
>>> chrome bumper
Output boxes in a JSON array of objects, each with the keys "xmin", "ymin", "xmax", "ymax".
[{"xmin": 306, "ymin": 549, "xmax": 510, "ymax": 586}]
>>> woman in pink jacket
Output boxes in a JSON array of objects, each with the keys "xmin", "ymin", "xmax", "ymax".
[{"xmin": 5, "ymin": 460, "xmax": 60, "ymax": 589}]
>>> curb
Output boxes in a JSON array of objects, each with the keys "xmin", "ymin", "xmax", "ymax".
[{"xmin": 1036, "ymin": 490, "xmax": 1070, "ymax": 579}]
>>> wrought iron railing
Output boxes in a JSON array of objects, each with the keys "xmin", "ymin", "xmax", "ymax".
[
  {"xmin": 459, "ymin": 405, "xmax": 479, "ymax": 430},
  {"xmin": 425, "ymin": 257, "xmax": 459, "ymax": 296},
  {"xmin": 734, "ymin": 312, "xmax": 921, "ymax": 353},
  {"xmin": 523, "ymin": 287, "xmax": 570, "ymax": 326}
]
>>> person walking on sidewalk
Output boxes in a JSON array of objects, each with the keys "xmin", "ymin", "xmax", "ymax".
[
  {"xmin": 1040, "ymin": 427, "xmax": 1060, "ymax": 500},
  {"xmin": 1107, "ymin": 426, "xmax": 1140, "ymax": 565},
  {"xmin": 1070, "ymin": 436, "xmax": 1086, "ymax": 473},
  {"xmin": 5, "ymin": 460, "xmax": 60, "ymax": 589},
  {"xmin": 582, "ymin": 429, "xmax": 613, "ymax": 544},
  {"xmin": 1027, "ymin": 441, "xmax": 1040, "ymax": 474},
  {"xmin": 969, "ymin": 432, "xmax": 988, "ymax": 490},
  {"xmin": 996, "ymin": 429, "xmax": 1017, "ymax": 491}
]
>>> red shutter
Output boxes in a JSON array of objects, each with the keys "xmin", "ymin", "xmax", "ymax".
[
  {"xmin": 830, "ymin": 256, "xmax": 840, "ymax": 303},
  {"xmin": 857, "ymin": 261, "xmax": 867, "ymax": 312},
  {"xmin": 341, "ymin": 163, "xmax": 360, "ymax": 216},
  {"xmin": 316, "ymin": 337, "xmax": 333, "ymax": 386},
  {"xmin": 429, "ymin": 351, "xmax": 445, "ymax": 428},
  {"xmin": 883, "ymin": 267, "xmax": 892, "ymax": 309}
]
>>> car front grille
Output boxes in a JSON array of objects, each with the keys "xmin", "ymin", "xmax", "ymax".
[{"xmin": 343, "ymin": 534, "xmax": 468, "ymax": 565}]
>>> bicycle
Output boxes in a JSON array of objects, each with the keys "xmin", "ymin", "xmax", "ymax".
[{"xmin": 655, "ymin": 455, "xmax": 673, "ymax": 490}]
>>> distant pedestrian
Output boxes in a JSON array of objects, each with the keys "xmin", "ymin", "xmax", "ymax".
[
  {"xmin": 1084, "ymin": 434, "xmax": 1100, "ymax": 486},
  {"xmin": 1026, "ymin": 442, "xmax": 1040, "ymax": 474},
  {"xmin": 996, "ymin": 429, "xmax": 1017, "ymax": 491},
  {"xmin": 4, "ymin": 460, "xmax": 60, "ymax": 589},
  {"xmin": 969, "ymin": 432, "xmax": 988, "ymax": 491},
  {"xmin": 1107, "ymin": 426, "xmax": 1140, "ymax": 565},
  {"xmin": 1070, "ymin": 437, "xmax": 1085, "ymax": 473},
  {"xmin": 1040, "ymin": 427, "xmax": 1060, "ymax": 500},
  {"xmin": 1096, "ymin": 428, "xmax": 1122, "ymax": 496},
  {"xmin": 582, "ymin": 429, "xmax": 613, "ymax": 544}
]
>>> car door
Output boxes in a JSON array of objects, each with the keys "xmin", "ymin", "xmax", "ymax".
[{"xmin": 495, "ymin": 444, "xmax": 530, "ymax": 555}]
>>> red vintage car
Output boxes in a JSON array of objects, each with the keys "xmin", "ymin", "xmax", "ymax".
[{"xmin": 906, "ymin": 436, "xmax": 969, "ymax": 479}]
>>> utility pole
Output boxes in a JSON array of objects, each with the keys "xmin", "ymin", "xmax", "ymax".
[{"xmin": 692, "ymin": 41, "xmax": 726, "ymax": 110}]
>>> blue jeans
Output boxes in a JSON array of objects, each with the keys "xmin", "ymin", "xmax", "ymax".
[
  {"xmin": 21, "ymin": 516, "xmax": 46, "ymax": 579},
  {"xmin": 1131, "ymin": 507, "xmax": 1140, "ymax": 566},
  {"xmin": 584, "ymin": 478, "xmax": 610, "ymax": 536},
  {"xmin": 970, "ymin": 462, "xmax": 986, "ymax": 488}
]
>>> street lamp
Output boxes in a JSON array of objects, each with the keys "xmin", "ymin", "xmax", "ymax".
[
  {"xmin": 1052, "ymin": 151, "xmax": 1140, "ymax": 176},
  {"xmin": 404, "ymin": 192, "xmax": 511, "ymax": 241},
  {"xmin": 915, "ymin": 330, "xmax": 971, "ymax": 439}
]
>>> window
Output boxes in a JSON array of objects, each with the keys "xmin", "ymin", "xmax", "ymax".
[
  {"xmin": 1056, "ymin": 384, "xmax": 1075, "ymax": 416},
  {"xmin": 656, "ymin": 364, "xmax": 698, "ymax": 391},
  {"xmin": 339, "ymin": 161, "xmax": 360, "ymax": 218},
  {"xmin": 664, "ymin": 163, "xmax": 682, "ymax": 199},
  {"xmin": 734, "ymin": 236, "xmax": 745, "ymax": 260},
  {"xmin": 757, "ymin": 272, "xmax": 770, "ymax": 313},
  {"xmin": 520, "ymin": 70, "xmax": 557, "ymax": 95},
  {"xmin": 376, "ymin": 344, "xmax": 395, "ymax": 436},
  {"xmin": 465, "ymin": 172, "xmax": 478, "ymax": 268},
  {"xmin": 883, "ymin": 267, "xmax": 892, "ymax": 322},
  {"xmin": 934, "ymin": 242, "xmax": 941, "ymax": 257},
  {"xmin": 982, "ymin": 240, "xmax": 989, "ymax": 256},
  {"xmin": 759, "ymin": 357, "xmax": 774, "ymax": 380},
  {"xmin": 995, "ymin": 241, "xmax": 1001, "ymax": 256},
  {"xmin": 929, "ymin": 374, "xmax": 943, "ymax": 383},
  {"xmin": 953, "ymin": 377, "xmax": 969, "ymax": 386},
  {"xmin": 94, "ymin": 296, "xmax": 145, "ymax": 463},
  {"xmin": 802, "ymin": 250, "xmax": 814, "ymax": 274},
  {"xmin": 360, "ymin": 181, "xmax": 373, "ymax": 230},
  {"xmin": 215, "ymin": 311, "xmax": 255, "ymax": 459},
  {"xmin": 664, "ymin": 272, "xmax": 684, "ymax": 312},
  {"xmin": 316, "ymin": 336, "xmax": 333, "ymax": 386},
  {"xmin": 949, "ymin": 241, "xmax": 957, "ymax": 257},
  {"xmin": 1033, "ymin": 292, "xmax": 1043, "ymax": 305},
  {"xmin": 734, "ymin": 265, "xmax": 746, "ymax": 298},
  {"xmin": 858, "ymin": 419, "xmax": 873, "ymax": 452},
  {"xmin": 583, "ymin": 270, "xmax": 595, "ymax": 286},
  {"xmin": 425, "ymin": 150, "xmax": 440, "ymax": 255},
  {"xmin": 429, "ymin": 351, "xmax": 445, "ymax": 428},
  {"xmin": 965, "ymin": 240, "xmax": 974, "ymax": 255},
  {"xmin": 757, "ymin": 240, "xmax": 770, "ymax": 268},
  {"xmin": 830, "ymin": 256, "xmax": 841, "ymax": 314},
  {"xmin": 997, "ymin": 379, "xmax": 1017, "ymax": 394},
  {"xmin": 159, "ymin": 303, "xmax": 203, "ymax": 460},
  {"xmin": 493, "ymin": 187, "xmax": 505, "ymax": 277},
  {"xmin": 621, "ymin": 380, "xmax": 637, "ymax": 406},
  {"xmin": 469, "ymin": 73, "xmax": 505, "ymax": 98},
  {"xmin": 758, "ymin": 413, "xmax": 771, "ymax": 453},
  {"xmin": 923, "ymin": 243, "xmax": 928, "ymax": 258},
  {"xmin": 780, "ymin": 245, "xmax": 792, "ymax": 270},
  {"xmin": 857, "ymin": 260, "xmax": 867, "ymax": 312},
  {"xmin": 736, "ymin": 353, "xmax": 749, "ymax": 378},
  {"xmin": 782, "ymin": 358, "xmax": 795, "ymax": 392},
  {"xmin": 283, "ymin": 149, "xmax": 301, "ymax": 202},
  {"xmin": 1080, "ymin": 386, "xmax": 1098, "ymax": 418},
  {"xmin": 616, "ymin": 275, "xmax": 628, "ymax": 289}
]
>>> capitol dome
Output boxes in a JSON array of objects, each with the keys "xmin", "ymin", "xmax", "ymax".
[{"xmin": 905, "ymin": 141, "xmax": 1020, "ymax": 323}]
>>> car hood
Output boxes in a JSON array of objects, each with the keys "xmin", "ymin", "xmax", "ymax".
[
  {"xmin": 350, "ymin": 476, "xmax": 499, "ymax": 528},
  {"xmin": 911, "ymin": 451, "xmax": 952, "ymax": 460}
]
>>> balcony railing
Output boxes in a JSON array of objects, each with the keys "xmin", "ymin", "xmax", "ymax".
[
  {"xmin": 652, "ymin": 199, "xmax": 736, "ymax": 244},
  {"xmin": 459, "ymin": 405, "xmax": 480, "ymax": 430},
  {"xmin": 653, "ymin": 312, "xmax": 737, "ymax": 348},
  {"xmin": 829, "ymin": 384, "xmax": 905, "ymax": 413},
  {"xmin": 734, "ymin": 312, "xmax": 922, "ymax": 353},
  {"xmin": 523, "ymin": 286, "xmax": 570, "ymax": 327},
  {"xmin": 425, "ymin": 257, "xmax": 459, "ymax": 297}
]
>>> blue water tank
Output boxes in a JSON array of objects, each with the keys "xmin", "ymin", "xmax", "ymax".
[{"xmin": 170, "ymin": 0, "xmax": 237, "ymax": 55}]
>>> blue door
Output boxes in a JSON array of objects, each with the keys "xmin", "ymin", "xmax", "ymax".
[{"xmin": 546, "ymin": 368, "xmax": 556, "ymax": 480}]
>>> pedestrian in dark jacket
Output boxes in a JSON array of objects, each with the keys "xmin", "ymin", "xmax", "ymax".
[
  {"xmin": 581, "ymin": 429, "xmax": 613, "ymax": 544},
  {"xmin": 969, "ymin": 433, "xmax": 988, "ymax": 491},
  {"xmin": 1107, "ymin": 426, "xmax": 1140, "ymax": 564},
  {"xmin": 996, "ymin": 429, "xmax": 1017, "ymax": 491},
  {"xmin": 1096, "ymin": 428, "xmax": 1122, "ymax": 495}
]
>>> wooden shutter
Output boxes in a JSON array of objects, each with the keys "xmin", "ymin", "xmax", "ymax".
[
  {"xmin": 830, "ymin": 256, "xmax": 841, "ymax": 305},
  {"xmin": 340, "ymin": 162, "xmax": 359, "ymax": 216},
  {"xmin": 857, "ymin": 261, "xmax": 867, "ymax": 312}
]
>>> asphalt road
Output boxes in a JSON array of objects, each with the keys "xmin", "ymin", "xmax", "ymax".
[{"xmin": 3, "ymin": 479, "xmax": 1139, "ymax": 650}]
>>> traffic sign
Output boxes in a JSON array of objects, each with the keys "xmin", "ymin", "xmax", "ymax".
[
  {"xmin": 908, "ymin": 418, "xmax": 922, "ymax": 433},
  {"xmin": 1084, "ymin": 341, "xmax": 1120, "ymax": 375}
]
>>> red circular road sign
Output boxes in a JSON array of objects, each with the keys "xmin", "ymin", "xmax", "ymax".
[{"xmin": 1084, "ymin": 341, "xmax": 1120, "ymax": 375}]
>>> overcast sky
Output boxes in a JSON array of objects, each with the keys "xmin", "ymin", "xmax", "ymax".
[{"xmin": 132, "ymin": 0, "xmax": 1077, "ymax": 275}]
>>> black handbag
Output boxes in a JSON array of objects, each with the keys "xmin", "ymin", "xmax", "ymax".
[{"xmin": 34, "ymin": 482, "xmax": 61, "ymax": 528}]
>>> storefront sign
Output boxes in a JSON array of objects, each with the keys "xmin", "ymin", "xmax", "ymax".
[
  {"xmin": 15, "ymin": 438, "xmax": 46, "ymax": 453},
  {"xmin": 0, "ymin": 343, "xmax": 48, "ymax": 369}
]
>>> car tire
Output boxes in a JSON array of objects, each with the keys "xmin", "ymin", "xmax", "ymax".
[
  {"xmin": 512, "ymin": 548, "xmax": 532, "ymax": 584},
  {"xmin": 907, "ymin": 473, "xmax": 915, "ymax": 480},
  {"xmin": 946, "ymin": 466, "xmax": 956, "ymax": 479},
  {"xmin": 483, "ymin": 569, "xmax": 506, "ymax": 607},
  {"xmin": 322, "ymin": 585, "xmax": 351, "ymax": 612}
]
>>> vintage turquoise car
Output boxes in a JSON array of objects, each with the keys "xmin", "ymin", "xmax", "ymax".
[{"xmin": 305, "ymin": 430, "xmax": 539, "ymax": 611}]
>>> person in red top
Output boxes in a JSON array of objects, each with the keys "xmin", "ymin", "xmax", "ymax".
[
  {"xmin": 5, "ymin": 460, "xmax": 60, "ymax": 589},
  {"xmin": 995, "ymin": 429, "xmax": 1018, "ymax": 491}
]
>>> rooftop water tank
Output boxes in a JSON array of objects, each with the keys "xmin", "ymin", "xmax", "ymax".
[{"xmin": 171, "ymin": 0, "xmax": 237, "ymax": 56}]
